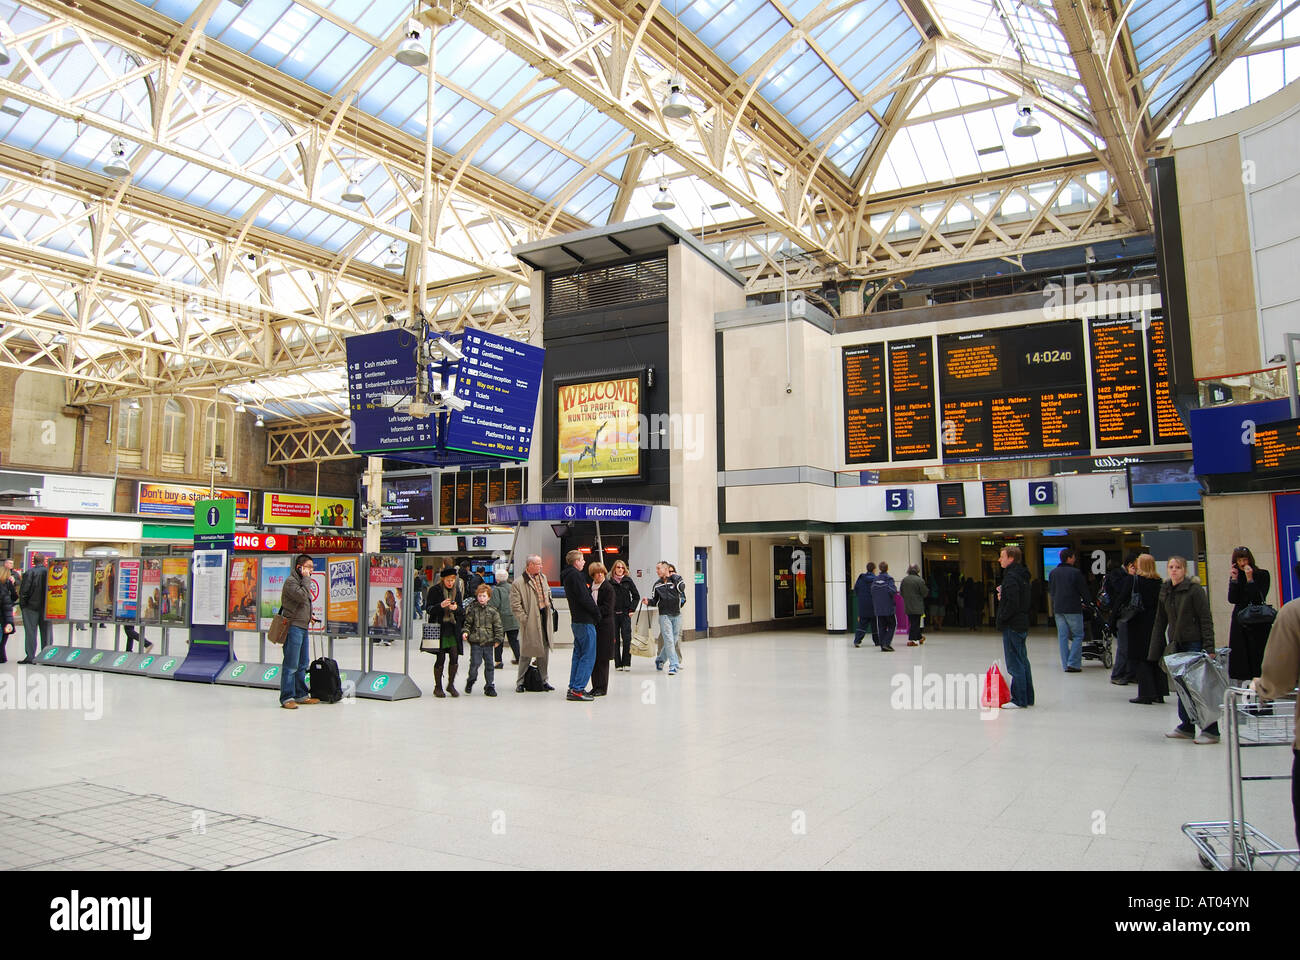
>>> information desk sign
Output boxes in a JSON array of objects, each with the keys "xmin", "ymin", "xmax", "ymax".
[{"xmin": 444, "ymin": 328, "xmax": 545, "ymax": 461}]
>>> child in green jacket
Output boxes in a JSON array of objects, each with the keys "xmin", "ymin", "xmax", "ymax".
[{"xmin": 462, "ymin": 584, "xmax": 504, "ymax": 696}]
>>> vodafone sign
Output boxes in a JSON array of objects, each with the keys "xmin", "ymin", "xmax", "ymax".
[
  {"xmin": 233, "ymin": 532, "xmax": 289, "ymax": 551},
  {"xmin": 0, "ymin": 514, "xmax": 69, "ymax": 538}
]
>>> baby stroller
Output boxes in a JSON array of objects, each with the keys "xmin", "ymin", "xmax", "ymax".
[{"xmin": 1080, "ymin": 600, "xmax": 1114, "ymax": 669}]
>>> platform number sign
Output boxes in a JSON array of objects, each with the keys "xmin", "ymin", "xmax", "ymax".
[
  {"xmin": 1028, "ymin": 481, "xmax": 1056, "ymax": 506},
  {"xmin": 884, "ymin": 488, "xmax": 914, "ymax": 512}
]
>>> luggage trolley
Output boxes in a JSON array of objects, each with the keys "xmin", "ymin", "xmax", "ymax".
[{"xmin": 1182, "ymin": 686, "xmax": 1298, "ymax": 871}]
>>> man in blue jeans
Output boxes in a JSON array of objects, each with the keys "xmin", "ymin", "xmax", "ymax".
[
  {"xmin": 645, "ymin": 561, "xmax": 686, "ymax": 674},
  {"xmin": 1048, "ymin": 547, "xmax": 1091, "ymax": 673},
  {"xmin": 278, "ymin": 553, "xmax": 321, "ymax": 709},
  {"xmin": 560, "ymin": 550, "xmax": 598, "ymax": 702},
  {"xmin": 995, "ymin": 545, "xmax": 1034, "ymax": 709}
]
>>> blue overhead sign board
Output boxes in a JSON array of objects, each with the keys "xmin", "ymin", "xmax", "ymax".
[
  {"xmin": 487, "ymin": 502, "xmax": 653, "ymax": 524},
  {"xmin": 1189, "ymin": 398, "xmax": 1291, "ymax": 475},
  {"xmin": 444, "ymin": 328, "xmax": 544, "ymax": 462},
  {"xmin": 346, "ymin": 328, "xmax": 436, "ymax": 454}
]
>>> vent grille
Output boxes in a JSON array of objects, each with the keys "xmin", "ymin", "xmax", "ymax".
[
  {"xmin": 727, "ymin": 604, "xmax": 740, "ymax": 620},
  {"xmin": 546, "ymin": 257, "xmax": 668, "ymax": 318},
  {"xmin": 726, "ymin": 540, "xmax": 739, "ymax": 555}
]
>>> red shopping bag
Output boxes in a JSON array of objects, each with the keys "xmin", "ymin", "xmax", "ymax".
[{"xmin": 981, "ymin": 663, "xmax": 1010, "ymax": 709}]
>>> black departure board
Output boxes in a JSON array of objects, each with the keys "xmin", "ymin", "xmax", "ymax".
[
  {"xmin": 1089, "ymin": 315, "xmax": 1151, "ymax": 448},
  {"xmin": 438, "ymin": 472, "xmax": 455, "ymax": 527},
  {"xmin": 888, "ymin": 338, "xmax": 937, "ymax": 461},
  {"xmin": 454, "ymin": 471, "xmax": 472, "ymax": 524},
  {"xmin": 982, "ymin": 480, "xmax": 1012, "ymax": 516},
  {"xmin": 937, "ymin": 482, "xmax": 966, "ymax": 518},
  {"xmin": 471, "ymin": 472, "xmax": 489, "ymax": 525},
  {"xmin": 1253, "ymin": 417, "xmax": 1300, "ymax": 476},
  {"xmin": 488, "ymin": 471, "xmax": 505, "ymax": 510},
  {"xmin": 843, "ymin": 342, "xmax": 887, "ymax": 464},
  {"xmin": 504, "ymin": 471, "xmax": 524, "ymax": 504},
  {"xmin": 1147, "ymin": 312, "xmax": 1190, "ymax": 443},
  {"xmin": 938, "ymin": 320, "xmax": 1090, "ymax": 462}
]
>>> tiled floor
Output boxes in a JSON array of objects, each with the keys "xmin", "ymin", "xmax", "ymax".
[{"xmin": 2, "ymin": 628, "xmax": 1294, "ymax": 870}]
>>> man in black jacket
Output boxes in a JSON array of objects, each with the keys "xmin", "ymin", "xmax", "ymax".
[
  {"xmin": 0, "ymin": 556, "xmax": 17, "ymax": 662},
  {"xmin": 996, "ymin": 545, "xmax": 1034, "ymax": 708},
  {"xmin": 561, "ymin": 550, "xmax": 598, "ymax": 702},
  {"xmin": 1048, "ymin": 548, "xmax": 1091, "ymax": 673},
  {"xmin": 17, "ymin": 554, "xmax": 50, "ymax": 664}
]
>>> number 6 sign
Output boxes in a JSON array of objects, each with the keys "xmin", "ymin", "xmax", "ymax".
[{"xmin": 1028, "ymin": 481, "xmax": 1056, "ymax": 506}]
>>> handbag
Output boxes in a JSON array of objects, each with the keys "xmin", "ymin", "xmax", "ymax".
[
  {"xmin": 980, "ymin": 663, "xmax": 1010, "ymax": 709},
  {"xmin": 523, "ymin": 658, "xmax": 546, "ymax": 691},
  {"xmin": 418, "ymin": 622, "xmax": 441, "ymax": 654},
  {"xmin": 630, "ymin": 609, "xmax": 655, "ymax": 657},
  {"xmin": 1235, "ymin": 602, "xmax": 1277, "ymax": 626},
  {"xmin": 1116, "ymin": 575, "xmax": 1144, "ymax": 623},
  {"xmin": 268, "ymin": 608, "xmax": 289, "ymax": 645}
]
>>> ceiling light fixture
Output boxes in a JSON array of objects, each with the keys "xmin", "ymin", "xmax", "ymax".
[
  {"xmin": 255, "ymin": 414, "xmax": 265, "ymax": 428},
  {"xmin": 103, "ymin": 137, "xmax": 132, "ymax": 177},
  {"xmin": 126, "ymin": 398, "xmax": 140, "ymax": 410},
  {"xmin": 340, "ymin": 171, "xmax": 366, "ymax": 203},
  {"xmin": 661, "ymin": 1, "xmax": 693, "ymax": 119},
  {"xmin": 395, "ymin": 19, "xmax": 427, "ymax": 67},
  {"xmin": 234, "ymin": 401, "xmax": 246, "ymax": 414},
  {"xmin": 384, "ymin": 244, "xmax": 403, "ymax": 270},
  {"xmin": 185, "ymin": 294, "xmax": 204, "ymax": 317},
  {"xmin": 1011, "ymin": 96, "xmax": 1040, "ymax": 138},
  {"xmin": 651, "ymin": 177, "xmax": 675, "ymax": 210}
]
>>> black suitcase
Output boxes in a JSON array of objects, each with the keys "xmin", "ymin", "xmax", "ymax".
[
  {"xmin": 307, "ymin": 637, "xmax": 343, "ymax": 703},
  {"xmin": 522, "ymin": 659, "xmax": 545, "ymax": 692}
]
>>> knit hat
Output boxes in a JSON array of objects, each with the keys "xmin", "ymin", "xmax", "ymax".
[{"xmin": 439, "ymin": 566, "xmax": 458, "ymax": 579}]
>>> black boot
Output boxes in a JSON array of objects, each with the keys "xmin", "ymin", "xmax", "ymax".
[
  {"xmin": 433, "ymin": 662, "xmax": 445, "ymax": 698},
  {"xmin": 447, "ymin": 660, "xmax": 459, "ymax": 697}
]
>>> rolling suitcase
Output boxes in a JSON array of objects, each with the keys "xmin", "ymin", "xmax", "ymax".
[{"xmin": 308, "ymin": 635, "xmax": 343, "ymax": 703}]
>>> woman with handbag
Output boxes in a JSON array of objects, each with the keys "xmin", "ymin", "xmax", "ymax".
[
  {"xmin": 587, "ymin": 562, "xmax": 616, "ymax": 696},
  {"xmin": 609, "ymin": 560, "xmax": 639, "ymax": 671},
  {"xmin": 425, "ymin": 566, "xmax": 466, "ymax": 698},
  {"xmin": 1150, "ymin": 556, "xmax": 1220, "ymax": 743},
  {"xmin": 1227, "ymin": 546, "xmax": 1273, "ymax": 682},
  {"xmin": 1121, "ymin": 554, "xmax": 1166, "ymax": 704}
]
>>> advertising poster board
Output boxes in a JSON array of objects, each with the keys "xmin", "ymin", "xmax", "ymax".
[
  {"xmin": 67, "ymin": 559, "xmax": 94, "ymax": 622},
  {"xmin": 772, "ymin": 545, "xmax": 814, "ymax": 619},
  {"xmin": 136, "ymin": 482, "xmax": 251, "ymax": 521},
  {"xmin": 261, "ymin": 492, "xmax": 356, "ymax": 528},
  {"xmin": 191, "ymin": 551, "xmax": 227, "ymax": 626},
  {"xmin": 227, "ymin": 556, "xmax": 259, "ymax": 630},
  {"xmin": 44, "ymin": 559, "xmax": 69, "ymax": 622},
  {"xmin": 555, "ymin": 375, "xmax": 642, "ymax": 480},
  {"xmin": 160, "ymin": 557, "xmax": 190, "ymax": 625},
  {"xmin": 92, "ymin": 559, "xmax": 117, "ymax": 622},
  {"xmin": 140, "ymin": 559, "xmax": 162, "ymax": 624},
  {"xmin": 326, "ymin": 556, "xmax": 359, "ymax": 634},
  {"xmin": 259, "ymin": 556, "xmax": 292, "ymax": 630},
  {"xmin": 115, "ymin": 559, "xmax": 141, "ymax": 621},
  {"xmin": 367, "ymin": 555, "xmax": 404, "ymax": 639}
]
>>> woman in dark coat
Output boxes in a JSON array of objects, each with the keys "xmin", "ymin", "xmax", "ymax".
[
  {"xmin": 426, "ymin": 566, "xmax": 466, "ymax": 698},
  {"xmin": 1118, "ymin": 553, "xmax": 1166, "ymax": 704},
  {"xmin": 1149, "ymin": 556, "xmax": 1219, "ymax": 742},
  {"xmin": 588, "ymin": 562, "xmax": 616, "ymax": 696},
  {"xmin": 1226, "ymin": 546, "xmax": 1272, "ymax": 681}
]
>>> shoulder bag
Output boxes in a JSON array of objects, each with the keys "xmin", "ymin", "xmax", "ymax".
[
  {"xmin": 630, "ymin": 609, "xmax": 655, "ymax": 657},
  {"xmin": 1236, "ymin": 602, "xmax": 1277, "ymax": 626},
  {"xmin": 268, "ymin": 607, "xmax": 290, "ymax": 645},
  {"xmin": 1117, "ymin": 575, "xmax": 1144, "ymax": 623}
]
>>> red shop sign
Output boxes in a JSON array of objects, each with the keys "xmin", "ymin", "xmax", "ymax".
[
  {"xmin": 233, "ymin": 533, "xmax": 291, "ymax": 551},
  {"xmin": 0, "ymin": 514, "xmax": 69, "ymax": 538}
]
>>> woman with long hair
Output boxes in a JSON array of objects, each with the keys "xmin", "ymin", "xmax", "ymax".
[
  {"xmin": 1122, "ymin": 554, "xmax": 1166, "ymax": 705},
  {"xmin": 609, "ymin": 559, "xmax": 640, "ymax": 671},
  {"xmin": 587, "ymin": 562, "xmax": 616, "ymax": 696},
  {"xmin": 1227, "ymin": 545, "xmax": 1272, "ymax": 682}
]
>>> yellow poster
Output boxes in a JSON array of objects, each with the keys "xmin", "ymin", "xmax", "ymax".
[
  {"xmin": 556, "ymin": 376, "xmax": 641, "ymax": 479},
  {"xmin": 261, "ymin": 493, "xmax": 355, "ymax": 529},
  {"xmin": 45, "ymin": 559, "xmax": 69, "ymax": 621}
]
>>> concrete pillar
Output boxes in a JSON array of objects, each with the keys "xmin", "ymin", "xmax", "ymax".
[
  {"xmin": 839, "ymin": 286, "xmax": 863, "ymax": 317},
  {"xmin": 825, "ymin": 533, "xmax": 847, "ymax": 632},
  {"xmin": 364, "ymin": 455, "xmax": 383, "ymax": 553}
]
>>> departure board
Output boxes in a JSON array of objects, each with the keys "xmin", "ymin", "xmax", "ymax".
[
  {"xmin": 843, "ymin": 343, "xmax": 888, "ymax": 464},
  {"xmin": 471, "ymin": 472, "xmax": 489, "ymax": 525},
  {"xmin": 937, "ymin": 483, "xmax": 967, "ymax": 518},
  {"xmin": 1147, "ymin": 312, "xmax": 1190, "ymax": 443},
  {"xmin": 982, "ymin": 480, "xmax": 1012, "ymax": 516},
  {"xmin": 1252, "ymin": 418, "xmax": 1300, "ymax": 476},
  {"xmin": 438, "ymin": 472, "xmax": 456, "ymax": 527},
  {"xmin": 938, "ymin": 320, "xmax": 1090, "ymax": 462},
  {"xmin": 505, "ymin": 471, "xmax": 524, "ymax": 504},
  {"xmin": 454, "ymin": 471, "xmax": 472, "ymax": 524},
  {"xmin": 1088, "ymin": 315, "xmax": 1151, "ymax": 448},
  {"xmin": 888, "ymin": 338, "xmax": 937, "ymax": 461},
  {"xmin": 488, "ymin": 471, "xmax": 505, "ymax": 510}
]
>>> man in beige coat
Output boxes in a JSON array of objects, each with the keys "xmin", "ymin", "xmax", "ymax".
[
  {"xmin": 1252, "ymin": 591, "xmax": 1299, "ymax": 849},
  {"xmin": 509, "ymin": 554, "xmax": 555, "ymax": 693}
]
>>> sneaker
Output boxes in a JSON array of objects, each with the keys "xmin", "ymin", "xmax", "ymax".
[
  {"xmin": 1001, "ymin": 702, "xmax": 1021, "ymax": 710},
  {"xmin": 1065, "ymin": 666, "xmax": 1082, "ymax": 673},
  {"xmin": 655, "ymin": 660, "xmax": 663, "ymax": 671},
  {"xmin": 906, "ymin": 640, "xmax": 919, "ymax": 646},
  {"xmin": 566, "ymin": 690, "xmax": 593, "ymax": 701},
  {"xmin": 465, "ymin": 679, "xmax": 474, "ymax": 694},
  {"xmin": 853, "ymin": 641, "xmax": 861, "ymax": 647},
  {"xmin": 144, "ymin": 640, "xmax": 154, "ymax": 650},
  {"xmin": 542, "ymin": 684, "xmax": 555, "ymax": 692},
  {"xmin": 1165, "ymin": 727, "xmax": 1194, "ymax": 739},
  {"xmin": 516, "ymin": 683, "xmax": 526, "ymax": 693},
  {"xmin": 668, "ymin": 666, "xmax": 677, "ymax": 675},
  {"xmin": 1194, "ymin": 732, "xmax": 1220, "ymax": 745},
  {"xmin": 883, "ymin": 646, "xmax": 895, "ymax": 652},
  {"xmin": 484, "ymin": 686, "xmax": 497, "ymax": 697}
]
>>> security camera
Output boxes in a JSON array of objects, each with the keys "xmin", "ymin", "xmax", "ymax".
[
  {"xmin": 436, "ymin": 392, "xmax": 469, "ymax": 413},
  {"xmin": 431, "ymin": 336, "xmax": 463, "ymax": 362},
  {"xmin": 218, "ymin": 464, "xmax": 228, "ymax": 476}
]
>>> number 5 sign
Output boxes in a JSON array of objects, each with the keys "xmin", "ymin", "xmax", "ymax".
[
  {"xmin": 1028, "ymin": 481, "xmax": 1056, "ymax": 506},
  {"xmin": 884, "ymin": 488, "xmax": 914, "ymax": 511}
]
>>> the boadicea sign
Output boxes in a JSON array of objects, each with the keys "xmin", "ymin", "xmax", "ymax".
[{"xmin": 556, "ymin": 376, "xmax": 641, "ymax": 480}]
